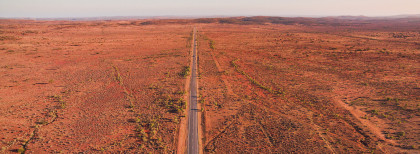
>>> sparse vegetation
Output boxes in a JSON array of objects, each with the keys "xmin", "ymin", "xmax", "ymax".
[
  {"xmin": 209, "ymin": 40, "xmax": 215, "ymax": 49},
  {"xmin": 157, "ymin": 95, "xmax": 186, "ymax": 114},
  {"xmin": 1, "ymin": 16, "xmax": 419, "ymax": 153},
  {"xmin": 17, "ymin": 147, "xmax": 25, "ymax": 153},
  {"xmin": 112, "ymin": 66, "xmax": 123, "ymax": 84},
  {"xmin": 36, "ymin": 118, "xmax": 48, "ymax": 125},
  {"xmin": 0, "ymin": 20, "xmax": 190, "ymax": 153},
  {"xmin": 50, "ymin": 95, "xmax": 66, "ymax": 109},
  {"xmin": 21, "ymin": 30, "xmax": 38, "ymax": 35},
  {"xmin": 179, "ymin": 66, "xmax": 191, "ymax": 77},
  {"xmin": 0, "ymin": 36, "xmax": 20, "ymax": 41},
  {"xmin": 198, "ymin": 20, "xmax": 419, "ymax": 153},
  {"xmin": 134, "ymin": 114, "xmax": 167, "ymax": 150}
]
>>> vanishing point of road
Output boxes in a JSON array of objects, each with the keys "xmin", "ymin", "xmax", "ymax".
[{"xmin": 187, "ymin": 27, "xmax": 199, "ymax": 154}]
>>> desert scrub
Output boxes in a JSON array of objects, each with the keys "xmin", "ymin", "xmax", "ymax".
[
  {"xmin": 175, "ymin": 90, "xmax": 186, "ymax": 95},
  {"xmin": 157, "ymin": 95, "xmax": 186, "ymax": 114},
  {"xmin": 50, "ymin": 95, "xmax": 66, "ymax": 109},
  {"xmin": 135, "ymin": 115, "xmax": 164, "ymax": 148},
  {"xmin": 0, "ymin": 36, "xmax": 20, "ymax": 41},
  {"xmin": 36, "ymin": 118, "xmax": 48, "ymax": 125},
  {"xmin": 21, "ymin": 30, "xmax": 38, "ymax": 35},
  {"xmin": 179, "ymin": 66, "xmax": 191, "ymax": 77},
  {"xmin": 186, "ymin": 30, "xmax": 193, "ymax": 48},
  {"xmin": 209, "ymin": 40, "xmax": 215, "ymax": 49},
  {"xmin": 199, "ymin": 98, "xmax": 205, "ymax": 104},
  {"xmin": 172, "ymin": 116, "xmax": 179, "ymax": 124},
  {"xmin": 17, "ymin": 147, "xmax": 25, "ymax": 153}
]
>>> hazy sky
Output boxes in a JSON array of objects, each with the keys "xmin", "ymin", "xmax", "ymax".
[{"xmin": 1, "ymin": 0, "xmax": 419, "ymax": 18}]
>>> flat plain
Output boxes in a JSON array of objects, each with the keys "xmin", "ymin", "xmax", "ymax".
[
  {"xmin": 0, "ymin": 19, "xmax": 192, "ymax": 153},
  {"xmin": 1, "ymin": 17, "xmax": 419, "ymax": 153},
  {"xmin": 196, "ymin": 17, "xmax": 419, "ymax": 153}
]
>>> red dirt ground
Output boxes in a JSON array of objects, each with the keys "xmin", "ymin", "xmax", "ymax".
[
  {"xmin": 196, "ymin": 20, "xmax": 419, "ymax": 153},
  {"xmin": 0, "ymin": 19, "xmax": 192, "ymax": 153},
  {"xmin": 1, "ymin": 17, "xmax": 419, "ymax": 153}
]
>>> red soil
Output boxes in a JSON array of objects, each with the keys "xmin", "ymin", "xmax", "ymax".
[
  {"xmin": 0, "ymin": 20, "xmax": 191, "ymax": 153},
  {"xmin": 1, "ymin": 17, "xmax": 419, "ymax": 153},
  {"xmin": 197, "ymin": 22, "xmax": 419, "ymax": 153}
]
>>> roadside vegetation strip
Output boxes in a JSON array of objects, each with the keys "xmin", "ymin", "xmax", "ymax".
[
  {"xmin": 179, "ymin": 66, "xmax": 191, "ymax": 78},
  {"xmin": 231, "ymin": 59, "xmax": 285, "ymax": 96},
  {"xmin": 209, "ymin": 40, "xmax": 215, "ymax": 49},
  {"xmin": 186, "ymin": 30, "xmax": 194, "ymax": 48}
]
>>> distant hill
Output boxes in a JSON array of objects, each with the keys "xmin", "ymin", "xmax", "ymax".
[
  {"xmin": 386, "ymin": 14, "xmax": 420, "ymax": 18},
  {"xmin": 2, "ymin": 15, "xmax": 420, "ymax": 28},
  {"xmin": 2, "ymin": 14, "xmax": 420, "ymax": 21}
]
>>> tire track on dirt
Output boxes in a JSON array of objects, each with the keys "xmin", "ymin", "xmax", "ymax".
[
  {"xmin": 207, "ymin": 41, "xmax": 234, "ymax": 96},
  {"xmin": 229, "ymin": 58, "xmax": 380, "ymax": 151},
  {"xmin": 203, "ymin": 36, "xmax": 339, "ymax": 152},
  {"xmin": 20, "ymin": 94, "xmax": 67, "ymax": 153},
  {"xmin": 307, "ymin": 112, "xmax": 336, "ymax": 154},
  {"xmin": 108, "ymin": 65, "xmax": 139, "ymax": 150},
  {"xmin": 204, "ymin": 116, "xmax": 238, "ymax": 151},
  {"xmin": 257, "ymin": 121, "xmax": 274, "ymax": 150},
  {"xmin": 76, "ymin": 65, "xmax": 137, "ymax": 153},
  {"xmin": 332, "ymin": 98, "xmax": 409, "ymax": 153}
]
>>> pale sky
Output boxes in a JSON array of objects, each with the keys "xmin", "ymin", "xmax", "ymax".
[{"xmin": 1, "ymin": 0, "xmax": 419, "ymax": 18}]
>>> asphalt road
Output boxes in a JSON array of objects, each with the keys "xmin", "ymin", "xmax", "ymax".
[{"xmin": 187, "ymin": 27, "xmax": 199, "ymax": 154}]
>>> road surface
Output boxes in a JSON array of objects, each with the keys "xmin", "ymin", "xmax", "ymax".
[{"xmin": 187, "ymin": 27, "xmax": 199, "ymax": 154}]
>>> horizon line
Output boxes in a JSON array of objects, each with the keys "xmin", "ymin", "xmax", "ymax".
[{"xmin": 1, "ymin": 13, "xmax": 420, "ymax": 20}]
